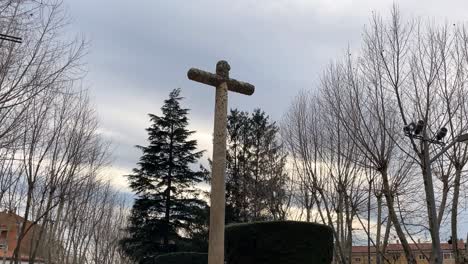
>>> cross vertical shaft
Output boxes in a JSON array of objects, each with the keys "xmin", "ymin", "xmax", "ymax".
[
  {"xmin": 187, "ymin": 60, "xmax": 255, "ymax": 264},
  {"xmin": 208, "ymin": 80, "xmax": 228, "ymax": 264}
]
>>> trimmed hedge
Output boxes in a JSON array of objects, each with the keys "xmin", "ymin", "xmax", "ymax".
[
  {"xmin": 154, "ymin": 252, "xmax": 207, "ymax": 264},
  {"xmin": 225, "ymin": 221, "xmax": 333, "ymax": 264}
]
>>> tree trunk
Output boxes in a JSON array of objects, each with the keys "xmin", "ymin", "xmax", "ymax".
[
  {"xmin": 164, "ymin": 127, "xmax": 174, "ymax": 251},
  {"xmin": 381, "ymin": 170, "xmax": 416, "ymax": 264},
  {"xmin": 367, "ymin": 181, "xmax": 371, "ymax": 264},
  {"xmin": 451, "ymin": 167, "xmax": 462, "ymax": 264},
  {"xmin": 376, "ymin": 195, "xmax": 382, "ymax": 264},
  {"xmin": 421, "ymin": 139, "xmax": 442, "ymax": 264},
  {"xmin": 12, "ymin": 184, "xmax": 34, "ymax": 264}
]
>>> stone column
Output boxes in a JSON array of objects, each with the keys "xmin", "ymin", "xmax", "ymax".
[{"xmin": 208, "ymin": 81, "xmax": 228, "ymax": 264}]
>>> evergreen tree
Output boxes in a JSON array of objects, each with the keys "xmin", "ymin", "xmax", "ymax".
[
  {"xmin": 225, "ymin": 108, "xmax": 289, "ymax": 223},
  {"xmin": 120, "ymin": 89, "xmax": 208, "ymax": 263},
  {"xmin": 249, "ymin": 109, "xmax": 289, "ymax": 220},
  {"xmin": 225, "ymin": 109, "xmax": 251, "ymax": 223}
]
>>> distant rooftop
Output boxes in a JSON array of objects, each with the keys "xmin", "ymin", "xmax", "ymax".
[{"xmin": 352, "ymin": 242, "xmax": 465, "ymax": 253}]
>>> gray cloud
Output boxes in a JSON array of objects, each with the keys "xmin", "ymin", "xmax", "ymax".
[{"xmin": 67, "ymin": 0, "xmax": 468, "ymax": 238}]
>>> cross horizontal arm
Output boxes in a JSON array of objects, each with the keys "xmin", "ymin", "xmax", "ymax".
[{"xmin": 187, "ymin": 68, "xmax": 255, "ymax": 95}]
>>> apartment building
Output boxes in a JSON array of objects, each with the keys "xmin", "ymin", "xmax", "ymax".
[
  {"xmin": 0, "ymin": 211, "xmax": 44, "ymax": 264},
  {"xmin": 351, "ymin": 241, "xmax": 466, "ymax": 264}
]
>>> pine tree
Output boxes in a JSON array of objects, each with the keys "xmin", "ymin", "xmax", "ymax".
[
  {"xmin": 120, "ymin": 88, "xmax": 208, "ymax": 263},
  {"xmin": 225, "ymin": 108, "xmax": 289, "ymax": 223},
  {"xmin": 249, "ymin": 109, "xmax": 289, "ymax": 220},
  {"xmin": 225, "ymin": 109, "xmax": 251, "ymax": 223}
]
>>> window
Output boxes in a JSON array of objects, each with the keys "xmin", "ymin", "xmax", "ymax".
[
  {"xmin": 443, "ymin": 253, "xmax": 453, "ymax": 259},
  {"xmin": 354, "ymin": 257, "xmax": 361, "ymax": 262},
  {"xmin": 419, "ymin": 254, "xmax": 428, "ymax": 260},
  {"xmin": 0, "ymin": 239, "xmax": 7, "ymax": 250},
  {"xmin": 390, "ymin": 253, "xmax": 400, "ymax": 261}
]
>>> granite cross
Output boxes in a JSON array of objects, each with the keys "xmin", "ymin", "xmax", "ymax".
[{"xmin": 187, "ymin": 61, "xmax": 254, "ymax": 264}]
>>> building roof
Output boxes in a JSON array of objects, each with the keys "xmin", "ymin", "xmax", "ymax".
[{"xmin": 352, "ymin": 242, "xmax": 465, "ymax": 254}]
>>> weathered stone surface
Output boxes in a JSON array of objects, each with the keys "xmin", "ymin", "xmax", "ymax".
[
  {"xmin": 216, "ymin": 60, "xmax": 230, "ymax": 78},
  {"xmin": 187, "ymin": 64, "xmax": 255, "ymax": 95},
  {"xmin": 207, "ymin": 81, "xmax": 228, "ymax": 264},
  {"xmin": 187, "ymin": 61, "xmax": 255, "ymax": 264}
]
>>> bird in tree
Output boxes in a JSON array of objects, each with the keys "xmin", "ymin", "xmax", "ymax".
[{"xmin": 120, "ymin": 88, "xmax": 208, "ymax": 264}]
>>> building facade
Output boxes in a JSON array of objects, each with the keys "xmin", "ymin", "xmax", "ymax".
[
  {"xmin": 0, "ymin": 211, "xmax": 44, "ymax": 264},
  {"xmin": 351, "ymin": 242, "xmax": 466, "ymax": 264}
]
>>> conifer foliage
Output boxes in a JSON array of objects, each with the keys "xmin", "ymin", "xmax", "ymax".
[
  {"xmin": 120, "ymin": 89, "xmax": 208, "ymax": 263},
  {"xmin": 225, "ymin": 109, "xmax": 289, "ymax": 223}
]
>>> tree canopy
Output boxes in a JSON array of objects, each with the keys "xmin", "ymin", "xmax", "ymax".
[{"xmin": 120, "ymin": 89, "xmax": 208, "ymax": 263}]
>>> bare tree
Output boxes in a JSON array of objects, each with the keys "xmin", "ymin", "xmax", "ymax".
[
  {"xmin": 0, "ymin": 1, "xmax": 131, "ymax": 264},
  {"xmin": 0, "ymin": 0, "xmax": 85, "ymax": 149},
  {"xmin": 284, "ymin": 6, "xmax": 468, "ymax": 264},
  {"xmin": 282, "ymin": 91, "xmax": 367, "ymax": 264},
  {"xmin": 365, "ymin": 8, "xmax": 468, "ymax": 264},
  {"xmin": 437, "ymin": 25, "xmax": 468, "ymax": 264},
  {"xmin": 317, "ymin": 44, "xmax": 419, "ymax": 263}
]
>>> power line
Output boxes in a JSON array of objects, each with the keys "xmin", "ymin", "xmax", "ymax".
[{"xmin": 0, "ymin": 33, "xmax": 22, "ymax": 43}]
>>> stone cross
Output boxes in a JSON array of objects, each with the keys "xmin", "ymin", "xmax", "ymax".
[{"xmin": 187, "ymin": 61, "xmax": 254, "ymax": 264}]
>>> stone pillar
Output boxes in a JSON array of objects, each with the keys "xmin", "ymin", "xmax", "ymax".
[{"xmin": 208, "ymin": 80, "xmax": 228, "ymax": 264}]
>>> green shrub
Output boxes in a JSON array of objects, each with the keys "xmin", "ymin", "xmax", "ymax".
[
  {"xmin": 225, "ymin": 221, "xmax": 333, "ymax": 264},
  {"xmin": 154, "ymin": 252, "xmax": 207, "ymax": 264}
]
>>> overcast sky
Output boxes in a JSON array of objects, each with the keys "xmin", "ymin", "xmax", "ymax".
[{"xmin": 66, "ymin": 0, "xmax": 468, "ymax": 239}]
